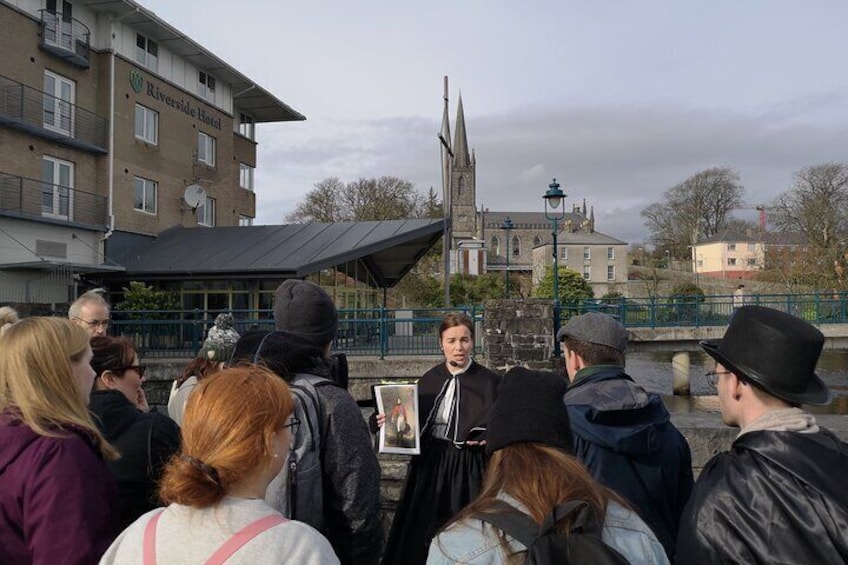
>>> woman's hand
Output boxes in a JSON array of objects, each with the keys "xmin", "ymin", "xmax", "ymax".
[
  {"xmin": 376, "ymin": 413, "xmax": 386, "ymax": 428},
  {"xmin": 368, "ymin": 412, "xmax": 386, "ymax": 434},
  {"xmin": 135, "ymin": 387, "xmax": 150, "ymax": 413}
]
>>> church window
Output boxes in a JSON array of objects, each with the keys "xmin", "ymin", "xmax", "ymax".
[
  {"xmin": 533, "ymin": 236, "xmax": 542, "ymax": 247},
  {"xmin": 512, "ymin": 236, "xmax": 520, "ymax": 258},
  {"xmin": 491, "ymin": 236, "xmax": 500, "ymax": 255}
]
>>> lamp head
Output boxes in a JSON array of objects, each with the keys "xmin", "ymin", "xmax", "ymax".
[
  {"xmin": 543, "ymin": 178, "xmax": 566, "ymax": 219},
  {"xmin": 502, "ymin": 216, "xmax": 514, "ymax": 230}
]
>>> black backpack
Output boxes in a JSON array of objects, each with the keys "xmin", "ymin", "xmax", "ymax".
[{"xmin": 475, "ymin": 500, "xmax": 630, "ymax": 565}]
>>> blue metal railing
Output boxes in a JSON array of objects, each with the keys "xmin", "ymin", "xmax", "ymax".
[{"xmin": 77, "ymin": 294, "xmax": 848, "ymax": 357}]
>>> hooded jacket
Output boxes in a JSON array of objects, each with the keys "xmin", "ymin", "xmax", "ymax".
[
  {"xmin": 0, "ymin": 410, "xmax": 119, "ymax": 564},
  {"xmin": 676, "ymin": 428, "xmax": 848, "ymax": 564},
  {"xmin": 564, "ymin": 366, "xmax": 693, "ymax": 559},
  {"xmin": 89, "ymin": 390, "xmax": 181, "ymax": 530},
  {"xmin": 232, "ymin": 330, "xmax": 382, "ymax": 565}
]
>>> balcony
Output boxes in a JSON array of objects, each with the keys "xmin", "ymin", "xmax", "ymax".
[
  {"xmin": 39, "ymin": 10, "xmax": 90, "ymax": 68},
  {"xmin": 0, "ymin": 74, "xmax": 107, "ymax": 153},
  {"xmin": 0, "ymin": 171, "xmax": 108, "ymax": 231}
]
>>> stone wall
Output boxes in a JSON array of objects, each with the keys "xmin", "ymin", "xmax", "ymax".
[{"xmin": 482, "ymin": 298, "xmax": 561, "ymax": 372}]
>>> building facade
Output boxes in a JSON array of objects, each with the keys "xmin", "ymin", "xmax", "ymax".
[
  {"xmin": 0, "ymin": 0, "xmax": 303, "ymax": 304},
  {"xmin": 445, "ymin": 95, "xmax": 629, "ymax": 297}
]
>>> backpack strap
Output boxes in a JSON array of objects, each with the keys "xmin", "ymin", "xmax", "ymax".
[
  {"xmin": 474, "ymin": 499, "xmax": 542, "ymax": 549},
  {"xmin": 142, "ymin": 508, "xmax": 167, "ymax": 565},
  {"xmin": 204, "ymin": 514, "xmax": 288, "ymax": 565}
]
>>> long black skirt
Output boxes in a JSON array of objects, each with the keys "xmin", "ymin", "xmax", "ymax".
[{"xmin": 381, "ymin": 439, "xmax": 487, "ymax": 565}]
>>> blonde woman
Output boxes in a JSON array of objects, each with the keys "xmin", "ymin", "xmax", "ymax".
[
  {"xmin": 0, "ymin": 317, "xmax": 119, "ymax": 564},
  {"xmin": 0, "ymin": 305, "xmax": 19, "ymax": 336},
  {"xmin": 101, "ymin": 366, "xmax": 339, "ymax": 564}
]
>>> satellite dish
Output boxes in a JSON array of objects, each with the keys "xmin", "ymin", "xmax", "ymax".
[{"xmin": 183, "ymin": 184, "xmax": 206, "ymax": 209}]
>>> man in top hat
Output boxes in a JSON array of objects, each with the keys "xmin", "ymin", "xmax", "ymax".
[
  {"xmin": 558, "ymin": 312, "xmax": 693, "ymax": 560},
  {"xmin": 676, "ymin": 305, "xmax": 848, "ymax": 564}
]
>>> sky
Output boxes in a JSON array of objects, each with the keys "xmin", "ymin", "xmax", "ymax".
[{"xmin": 140, "ymin": 0, "xmax": 848, "ymax": 243}]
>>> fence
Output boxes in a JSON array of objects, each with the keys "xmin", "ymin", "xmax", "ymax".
[{"xmin": 74, "ymin": 293, "xmax": 848, "ymax": 358}]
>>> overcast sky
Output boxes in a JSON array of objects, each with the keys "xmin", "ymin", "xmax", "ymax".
[{"xmin": 142, "ymin": 0, "xmax": 848, "ymax": 242}]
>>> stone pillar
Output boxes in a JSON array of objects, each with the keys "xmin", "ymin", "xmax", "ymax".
[{"xmin": 672, "ymin": 351, "xmax": 690, "ymax": 395}]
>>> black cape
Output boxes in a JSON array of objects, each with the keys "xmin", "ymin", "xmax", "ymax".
[
  {"xmin": 381, "ymin": 361, "xmax": 500, "ymax": 565},
  {"xmin": 676, "ymin": 428, "xmax": 848, "ymax": 565}
]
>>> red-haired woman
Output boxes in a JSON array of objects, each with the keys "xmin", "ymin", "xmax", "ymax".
[
  {"xmin": 100, "ymin": 366, "xmax": 339, "ymax": 564},
  {"xmin": 380, "ymin": 313, "xmax": 501, "ymax": 565}
]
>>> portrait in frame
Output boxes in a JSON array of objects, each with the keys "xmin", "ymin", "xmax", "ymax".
[{"xmin": 374, "ymin": 383, "xmax": 421, "ymax": 455}]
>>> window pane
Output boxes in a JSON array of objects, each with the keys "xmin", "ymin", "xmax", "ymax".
[
  {"xmin": 134, "ymin": 178, "xmax": 144, "ymax": 209},
  {"xmin": 145, "ymin": 181, "xmax": 155, "ymax": 213},
  {"xmin": 135, "ymin": 105, "xmax": 144, "ymax": 136}
]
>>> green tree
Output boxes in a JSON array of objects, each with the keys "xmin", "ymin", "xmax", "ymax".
[
  {"xmin": 116, "ymin": 281, "xmax": 180, "ymax": 314},
  {"xmin": 449, "ymin": 273, "xmax": 507, "ymax": 305},
  {"xmin": 532, "ymin": 267, "xmax": 594, "ymax": 309}
]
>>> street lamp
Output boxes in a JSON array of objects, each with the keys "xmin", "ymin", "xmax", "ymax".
[
  {"xmin": 665, "ymin": 250, "xmax": 671, "ymax": 269},
  {"xmin": 543, "ymin": 178, "xmax": 566, "ymax": 356},
  {"xmin": 502, "ymin": 216, "xmax": 514, "ymax": 298}
]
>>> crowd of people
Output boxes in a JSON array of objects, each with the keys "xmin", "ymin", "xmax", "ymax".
[{"xmin": 0, "ymin": 285, "xmax": 846, "ymax": 564}]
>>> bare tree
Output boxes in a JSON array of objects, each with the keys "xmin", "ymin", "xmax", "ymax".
[
  {"xmin": 641, "ymin": 167, "xmax": 745, "ymax": 257},
  {"xmin": 771, "ymin": 162, "xmax": 848, "ymax": 287},
  {"xmin": 285, "ymin": 177, "xmax": 345, "ymax": 223}
]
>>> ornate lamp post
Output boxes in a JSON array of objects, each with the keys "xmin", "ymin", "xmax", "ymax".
[
  {"xmin": 502, "ymin": 216, "xmax": 514, "ymax": 298},
  {"xmin": 543, "ymin": 178, "xmax": 566, "ymax": 356}
]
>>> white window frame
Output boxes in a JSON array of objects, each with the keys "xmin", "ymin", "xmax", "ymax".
[
  {"xmin": 607, "ymin": 265, "xmax": 615, "ymax": 281},
  {"xmin": 583, "ymin": 265, "xmax": 591, "ymax": 280},
  {"xmin": 134, "ymin": 104, "xmax": 158, "ymax": 144},
  {"xmin": 239, "ymin": 215, "xmax": 253, "ymax": 227},
  {"xmin": 197, "ymin": 196, "xmax": 216, "ymax": 227},
  {"xmin": 560, "ymin": 246, "xmax": 568, "ymax": 260},
  {"xmin": 133, "ymin": 176, "xmax": 157, "ymax": 214},
  {"xmin": 198, "ymin": 71, "xmax": 216, "ymax": 103},
  {"xmin": 239, "ymin": 163, "xmax": 254, "ymax": 190},
  {"xmin": 728, "ymin": 258, "xmax": 737, "ymax": 266},
  {"xmin": 607, "ymin": 247, "xmax": 614, "ymax": 260},
  {"xmin": 42, "ymin": 156, "xmax": 73, "ymax": 219},
  {"xmin": 43, "ymin": 70, "xmax": 75, "ymax": 136},
  {"xmin": 727, "ymin": 243, "xmax": 736, "ymax": 251},
  {"xmin": 238, "ymin": 113, "xmax": 255, "ymax": 139},
  {"xmin": 44, "ymin": 0, "xmax": 74, "ymax": 51},
  {"xmin": 135, "ymin": 33, "xmax": 158, "ymax": 71},
  {"xmin": 198, "ymin": 132, "xmax": 216, "ymax": 166},
  {"xmin": 583, "ymin": 246, "xmax": 591, "ymax": 260},
  {"xmin": 747, "ymin": 258, "xmax": 757, "ymax": 267}
]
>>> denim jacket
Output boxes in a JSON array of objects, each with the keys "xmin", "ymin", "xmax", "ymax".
[{"xmin": 426, "ymin": 493, "xmax": 669, "ymax": 564}]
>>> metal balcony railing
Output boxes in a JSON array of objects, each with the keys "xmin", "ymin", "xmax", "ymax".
[
  {"xmin": 39, "ymin": 9, "xmax": 90, "ymax": 67},
  {"xmin": 0, "ymin": 171, "xmax": 107, "ymax": 229},
  {"xmin": 0, "ymin": 74, "xmax": 108, "ymax": 152}
]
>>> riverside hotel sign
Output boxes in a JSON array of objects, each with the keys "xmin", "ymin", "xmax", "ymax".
[{"xmin": 130, "ymin": 69, "xmax": 222, "ymax": 131}]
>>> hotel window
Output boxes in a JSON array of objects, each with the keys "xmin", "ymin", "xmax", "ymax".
[
  {"xmin": 607, "ymin": 247, "xmax": 614, "ymax": 260},
  {"xmin": 197, "ymin": 197, "xmax": 216, "ymax": 227},
  {"xmin": 238, "ymin": 113, "xmax": 255, "ymax": 140},
  {"xmin": 583, "ymin": 266, "xmax": 591, "ymax": 280},
  {"xmin": 43, "ymin": 70, "xmax": 75, "ymax": 136},
  {"xmin": 607, "ymin": 265, "xmax": 615, "ymax": 281},
  {"xmin": 135, "ymin": 33, "xmax": 158, "ymax": 71},
  {"xmin": 728, "ymin": 258, "xmax": 737, "ymax": 266},
  {"xmin": 239, "ymin": 163, "xmax": 254, "ymax": 190},
  {"xmin": 239, "ymin": 215, "xmax": 253, "ymax": 227},
  {"xmin": 42, "ymin": 156, "xmax": 73, "ymax": 219},
  {"xmin": 511, "ymin": 236, "xmax": 520, "ymax": 257},
  {"xmin": 134, "ymin": 104, "xmax": 158, "ymax": 144},
  {"xmin": 198, "ymin": 132, "xmax": 216, "ymax": 166},
  {"xmin": 583, "ymin": 246, "xmax": 591, "ymax": 260},
  {"xmin": 198, "ymin": 71, "xmax": 216, "ymax": 103},
  {"xmin": 133, "ymin": 176, "xmax": 157, "ymax": 214},
  {"xmin": 560, "ymin": 246, "xmax": 568, "ymax": 260},
  {"xmin": 44, "ymin": 0, "xmax": 73, "ymax": 51}
]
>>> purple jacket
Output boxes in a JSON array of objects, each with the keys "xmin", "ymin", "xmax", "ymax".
[{"xmin": 0, "ymin": 411, "xmax": 119, "ymax": 564}]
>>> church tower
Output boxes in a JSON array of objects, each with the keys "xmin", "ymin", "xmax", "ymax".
[{"xmin": 450, "ymin": 94, "xmax": 478, "ymax": 243}]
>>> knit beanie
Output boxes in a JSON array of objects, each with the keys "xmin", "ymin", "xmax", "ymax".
[
  {"xmin": 273, "ymin": 280, "xmax": 338, "ymax": 347},
  {"xmin": 486, "ymin": 367, "xmax": 573, "ymax": 455},
  {"xmin": 199, "ymin": 313, "xmax": 240, "ymax": 362}
]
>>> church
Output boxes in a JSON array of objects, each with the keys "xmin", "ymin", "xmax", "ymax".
[{"xmin": 443, "ymin": 90, "xmax": 629, "ymax": 298}]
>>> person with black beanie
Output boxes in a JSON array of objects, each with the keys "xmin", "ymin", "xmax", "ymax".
[{"xmin": 428, "ymin": 367, "xmax": 668, "ymax": 564}]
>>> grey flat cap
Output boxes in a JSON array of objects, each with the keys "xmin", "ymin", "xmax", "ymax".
[{"xmin": 556, "ymin": 312, "xmax": 628, "ymax": 353}]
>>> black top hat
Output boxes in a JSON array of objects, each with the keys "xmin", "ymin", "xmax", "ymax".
[{"xmin": 700, "ymin": 306, "xmax": 831, "ymax": 405}]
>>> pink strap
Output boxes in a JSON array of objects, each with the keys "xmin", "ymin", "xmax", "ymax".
[
  {"xmin": 204, "ymin": 514, "xmax": 288, "ymax": 564},
  {"xmin": 142, "ymin": 509, "xmax": 167, "ymax": 565}
]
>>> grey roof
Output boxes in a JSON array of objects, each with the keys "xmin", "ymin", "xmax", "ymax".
[
  {"xmin": 558, "ymin": 231, "xmax": 627, "ymax": 245},
  {"xmin": 82, "ymin": 0, "xmax": 305, "ymax": 123},
  {"xmin": 482, "ymin": 211, "xmax": 626, "ymax": 245},
  {"xmin": 697, "ymin": 230, "xmax": 808, "ymax": 246},
  {"xmin": 107, "ymin": 219, "xmax": 445, "ymax": 287}
]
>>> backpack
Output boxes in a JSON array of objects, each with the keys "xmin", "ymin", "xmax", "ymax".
[
  {"xmin": 475, "ymin": 499, "xmax": 630, "ymax": 565},
  {"xmin": 265, "ymin": 372, "xmax": 331, "ymax": 532}
]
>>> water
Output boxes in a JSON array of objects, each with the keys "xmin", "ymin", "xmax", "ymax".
[{"xmin": 625, "ymin": 350, "xmax": 848, "ymax": 415}]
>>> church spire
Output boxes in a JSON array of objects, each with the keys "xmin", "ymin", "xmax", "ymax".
[{"xmin": 453, "ymin": 93, "xmax": 472, "ymax": 168}]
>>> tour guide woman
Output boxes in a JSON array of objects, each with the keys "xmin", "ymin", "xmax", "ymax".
[{"xmin": 380, "ymin": 313, "xmax": 501, "ymax": 565}]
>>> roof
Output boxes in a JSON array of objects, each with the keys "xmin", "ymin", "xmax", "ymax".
[
  {"xmin": 697, "ymin": 231, "xmax": 808, "ymax": 246},
  {"xmin": 82, "ymin": 0, "xmax": 305, "ymax": 123},
  {"xmin": 106, "ymin": 219, "xmax": 446, "ymax": 287},
  {"xmin": 482, "ymin": 211, "xmax": 626, "ymax": 245}
]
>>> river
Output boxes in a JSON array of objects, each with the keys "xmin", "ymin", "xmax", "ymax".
[{"xmin": 625, "ymin": 350, "xmax": 848, "ymax": 415}]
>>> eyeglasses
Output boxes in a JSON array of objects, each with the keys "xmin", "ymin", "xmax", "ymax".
[
  {"xmin": 705, "ymin": 370, "xmax": 732, "ymax": 388},
  {"xmin": 116, "ymin": 365, "xmax": 147, "ymax": 378},
  {"xmin": 73, "ymin": 317, "xmax": 110, "ymax": 329},
  {"xmin": 283, "ymin": 416, "xmax": 300, "ymax": 436}
]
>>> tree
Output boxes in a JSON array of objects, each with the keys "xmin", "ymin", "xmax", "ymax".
[
  {"xmin": 286, "ymin": 176, "xmax": 438, "ymax": 223},
  {"xmin": 771, "ymin": 163, "xmax": 848, "ymax": 287},
  {"xmin": 531, "ymin": 267, "xmax": 594, "ymax": 311},
  {"xmin": 641, "ymin": 167, "xmax": 745, "ymax": 257}
]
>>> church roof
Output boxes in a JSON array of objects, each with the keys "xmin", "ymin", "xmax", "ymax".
[{"xmin": 481, "ymin": 211, "xmax": 626, "ymax": 246}]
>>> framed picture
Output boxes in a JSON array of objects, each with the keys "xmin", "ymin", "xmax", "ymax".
[{"xmin": 374, "ymin": 383, "xmax": 421, "ymax": 455}]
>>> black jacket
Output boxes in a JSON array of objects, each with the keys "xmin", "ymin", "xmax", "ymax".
[
  {"xmin": 419, "ymin": 361, "xmax": 501, "ymax": 444},
  {"xmin": 564, "ymin": 366, "xmax": 693, "ymax": 559},
  {"xmin": 676, "ymin": 428, "xmax": 848, "ymax": 564},
  {"xmin": 232, "ymin": 330, "xmax": 383, "ymax": 565},
  {"xmin": 88, "ymin": 390, "xmax": 181, "ymax": 530}
]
